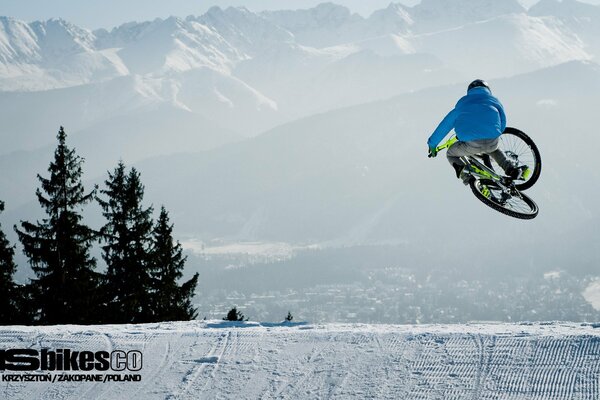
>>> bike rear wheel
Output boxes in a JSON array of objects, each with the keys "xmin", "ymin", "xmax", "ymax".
[
  {"xmin": 486, "ymin": 127, "xmax": 541, "ymax": 191},
  {"xmin": 470, "ymin": 179, "xmax": 539, "ymax": 219}
]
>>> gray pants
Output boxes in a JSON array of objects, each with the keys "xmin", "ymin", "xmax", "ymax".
[{"xmin": 447, "ymin": 138, "xmax": 512, "ymax": 171}]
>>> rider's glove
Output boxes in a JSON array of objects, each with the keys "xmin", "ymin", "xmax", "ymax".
[{"xmin": 428, "ymin": 146, "xmax": 438, "ymax": 158}]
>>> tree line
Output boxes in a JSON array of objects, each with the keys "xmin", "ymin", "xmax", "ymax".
[{"xmin": 0, "ymin": 127, "xmax": 198, "ymax": 325}]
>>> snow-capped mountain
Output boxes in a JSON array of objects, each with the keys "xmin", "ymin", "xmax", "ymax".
[
  {"xmin": 366, "ymin": 3, "xmax": 414, "ymax": 37},
  {"xmin": 411, "ymin": 0, "xmax": 526, "ymax": 32},
  {"xmin": 0, "ymin": 2, "xmax": 595, "ymax": 95},
  {"xmin": 1, "ymin": 0, "xmax": 596, "ymax": 92},
  {"xmin": 261, "ymin": 3, "xmax": 367, "ymax": 48},
  {"xmin": 95, "ymin": 16, "xmax": 244, "ymax": 76},
  {"xmin": 414, "ymin": 13, "xmax": 590, "ymax": 77},
  {"xmin": 0, "ymin": 17, "xmax": 95, "ymax": 65},
  {"xmin": 175, "ymin": 67, "xmax": 281, "ymax": 134},
  {"xmin": 0, "ymin": 17, "xmax": 127, "ymax": 91},
  {"xmin": 529, "ymin": 0, "xmax": 600, "ymax": 56},
  {"xmin": 1, "ymin": 0, "xmax": 599, "ymax": 215},
  {"xmin": 193, "ymin": 6, "xmax": 294, "ymax": 56},
  {"xmin": 529, "ymin": 0, "xmax": 600, "ymax": 19}
]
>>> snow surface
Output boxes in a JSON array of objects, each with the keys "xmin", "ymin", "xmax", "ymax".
[{"xmin": 1, "ymin": 321, "xmax": 599, "ymax": 399}]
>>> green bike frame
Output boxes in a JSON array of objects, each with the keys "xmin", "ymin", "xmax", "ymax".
[{"xmin": 435, "ymin": 135, "xmax": 503, "ymax": 183}]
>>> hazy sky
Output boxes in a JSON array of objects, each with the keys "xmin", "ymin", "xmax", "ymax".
[{"xmin": 4, "ymin": 0, "xmax": 600, "ymax": 30}]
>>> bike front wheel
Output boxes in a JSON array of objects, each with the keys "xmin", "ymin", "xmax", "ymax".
[{"xmin": 470, "ymin": 179, "xmax": 539, "ymax": 219}]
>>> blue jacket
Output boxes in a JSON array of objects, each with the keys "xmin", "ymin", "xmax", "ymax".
[{"xmin": 427, "ymin": 87, "xmax": 506, "ymax": 149}]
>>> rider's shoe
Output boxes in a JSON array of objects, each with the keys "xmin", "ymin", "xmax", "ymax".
[
  {"xmin": 452, "ymin": 163, "xmax": 463, "ymax": 179},
  {"xmin": 459, "ymin": 168, "xmax": 473, "ymax": 186},
  {"xmin": 506, "ymin": 165, "xmax": 530, "ymax": 180},
  {"xmin": 452, "ymin": 163, "xmax": 472, "ymax": 185}
]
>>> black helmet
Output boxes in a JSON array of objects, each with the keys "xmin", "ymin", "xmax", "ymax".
[{"xmin": 468, "ymin": 79, "xmax": 490, "ymax": 92}]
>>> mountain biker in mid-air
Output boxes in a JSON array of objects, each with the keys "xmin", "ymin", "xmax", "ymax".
[{"xmin": 427, "ymin": 79, "xmax": 529, "ymax": 184}]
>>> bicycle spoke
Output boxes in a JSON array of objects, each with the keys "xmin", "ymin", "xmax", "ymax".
[{"xmin": 472, "ymin": 180, "xmax": 537, "ymax": 218}]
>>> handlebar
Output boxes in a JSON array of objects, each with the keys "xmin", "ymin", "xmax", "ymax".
[{"xmin": 435, "ymin": 135, "xmax": 458, "ymax": 153}]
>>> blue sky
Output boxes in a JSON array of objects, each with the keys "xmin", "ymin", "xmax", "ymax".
[{"xmin": 3, "ymin": 0, "xmax": 600, "ymax": 30}]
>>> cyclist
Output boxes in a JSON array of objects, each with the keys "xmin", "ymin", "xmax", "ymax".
[{"xmin": 427, "ymin": 79, "xmax": 528, "ymax": 184}]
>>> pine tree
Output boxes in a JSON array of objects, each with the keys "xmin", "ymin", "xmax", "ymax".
[
  {"xmin": 149, "ymin": 206, "xmax": 199, "ymax": 322},
  {"xmin": 0, "ymin": 201, "xmax": 21, "ymax": 324},
  {"xmin": 223, "ymin": 307, "xmax": 247, "ymax": 321},
  {"xmin": 99, "ymin": 163, "xmax": 154, "ymax": 323},
  {"xmin": 15, "ymin": 127, "xmax": 100, "ymax": 324}
]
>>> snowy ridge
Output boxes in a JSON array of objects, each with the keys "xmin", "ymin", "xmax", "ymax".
[
  {"xmin": 1, "ymin": 1, "xmax": 599, "ymax": 213},
  {"xmin": 414, "ymin": 13, "xmax": 590, "ymax": 77},
  {"xmin": 193, "ymin": 6, "xmax": 294, "ymax": 55},
  {"xmin": 1, "ymin": 321, "xmax": 599, "ymax": 399},
  {"xmin": 2, "ymin": 1, "xmax": 597, "ymax": 91},
  {"xmin": 367, "ymin": 3, "xmax": 414, "ymax": 34},
  {"xmin": 411, "ymin": 0, "xmax": 525, "ymax": 32},
  {"xmin": 529, "ymin": 0, "xmax": 600, "ymax": 56},
  {"xmin": 0, "ymin": 17, "xmax": 127, "ymax": 91},
  {"xmin": 101, "ymin": 17, "xmax": 244, "ymax": 75},
  {"xmin": 0, "ymin": 2, "xmax": 595, "ymax": 103},
  {"xmin": 529, "ymin": 0, "xmax": 600, "ymax": 19}
]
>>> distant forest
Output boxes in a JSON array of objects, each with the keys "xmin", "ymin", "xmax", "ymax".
[{"xmin": 0, "ymin": 127, "xmax": 198, "ymax": 325}]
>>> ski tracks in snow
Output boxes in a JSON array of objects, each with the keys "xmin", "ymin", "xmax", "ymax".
[
  {"xmin": 2, "ymin": 322, "xmax": 600, "ymax": 399},
  {"xmin": 176, "ymin": 330, "xmax": 232, "ymax": 399}
]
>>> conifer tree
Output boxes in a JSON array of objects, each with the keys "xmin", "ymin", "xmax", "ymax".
[
  {"xmin": 224, "ymin": 307, "xmax": 247, "ymax": 321},
  {"xmin": 149, "ymin": 206, "xmax": 199, "ymax": 321},
  {"xmin": 15, "ymin": 127, "xmax": 100, "ymax": 324},
  {"xmin": 99, "ymin": 163, "xmax": 154, "ymax": 323},
  {"xmin": 0, "ymin": 201, "xmax": 22, "ymax": 324}
]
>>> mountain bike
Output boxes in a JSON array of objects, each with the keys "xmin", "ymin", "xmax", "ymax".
[{"xmin": 432, "ymin": 127, "xmax": 541, "ymax": 219}]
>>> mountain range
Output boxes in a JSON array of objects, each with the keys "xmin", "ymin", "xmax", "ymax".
[
  {"xmin": 0, "ymin": 1, "xmax": 594, "ymax": 145},
  {"xmin": 1, "ymin": 0, "xmax": 599, "ymax": 262}
]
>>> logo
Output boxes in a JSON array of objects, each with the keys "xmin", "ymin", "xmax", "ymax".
[{"xmin": 0, "ymin": 349, "xmax": 143, "ymax": 383}]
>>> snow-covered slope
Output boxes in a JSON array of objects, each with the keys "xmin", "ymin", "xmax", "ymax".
[
  {"xmin": 0, "ymin": 75, "xmax": 163, "ymax": 153},
  {"xmin": 412, "ymin": 0, "xmax": 525, "ymax": 32},
  {"xmin": 0, "ymin": 68, "xmax": 275, "ymax": 156},
  {"xmin": 193, "ymin": 6, "xmax": 294, "ymax": 56},
  {"xmin": 529, "ymin": 0, "xmax": 600, "ymax": 58},
  {"xmin": 96, "ymin": 16, "xmax": 244, "ymax": 76},
  {"xmin": 0, "ymin": 73, "xmax": 225, "ymax": 153},
  {"xmin": 529, "ymin": 0, "xmax": 600, "ymax": 21},
  {"xmin": 261, "ymin": 3, "xmax": 366, "ymax": 48},
  {"xmin": 0, "ymin": 17, "xmax": 127, "ymax": 91},
  {"xmin": 414, "ymin": 13, "xmax": 590, "ymax": 77},
  {"xmin": 366, "ymin": 3, "xmax": 415, "ymax": 36},
  {"xmin": 176, "ymin": 67, "xmax": 280, "ymax": 135},
  {"xmin": 1, "ymin": 321, "xmax": 599, "ymax": 399}
]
